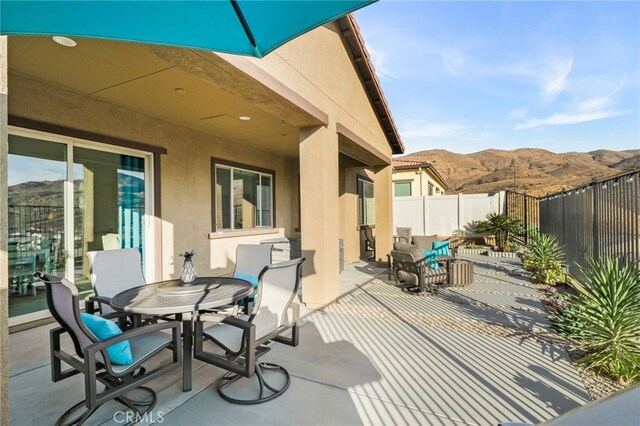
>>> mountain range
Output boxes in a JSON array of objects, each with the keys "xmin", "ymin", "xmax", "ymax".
[{"xmin": 398, "ymin": 148, "xmax": 640, "ymax": 197}]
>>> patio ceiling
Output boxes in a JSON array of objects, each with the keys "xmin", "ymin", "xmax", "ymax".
[{"xmin": 8, "ymin": 36, "xmax": 311, "ymax": 157}]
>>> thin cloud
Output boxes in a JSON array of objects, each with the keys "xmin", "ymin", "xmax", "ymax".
[
  {"xmin": 498, "ymin": 56, "xmax": 573, "ymax": 100},
  {"xmin": 401, "ymin": 121, "xmax": 466, "ymax": 140},
  {"xmin": 441, "ymin": 49, "xmax": 467, "ymax": 76},
  {"xmin": 509, "ymin": 108, "xmax": 528, "ymax": 119},
  {"xmin": 365, "ymin": 44, "xmax": 394, "ymax": 79},
  {"xmin": 541, "ymin": 57, "xmax": 573, "ymax": 99},
  {"xmin": 515, "ymin": 94, "xmax": 625, "ymax": 130}
]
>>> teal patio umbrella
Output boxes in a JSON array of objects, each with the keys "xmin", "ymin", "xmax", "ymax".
[{"xmin": 0, "ymin": 0, "xmax": 376, "ymax": 57}]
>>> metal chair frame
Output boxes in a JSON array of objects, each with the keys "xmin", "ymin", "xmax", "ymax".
[
  {"xmin": 36, "ymin": 272, "xmax": 181, "ymax": 425},
  {"xmin": 390, "ymin": 250, "xmax": 448, "ymax": 293},
  {"xmin": 193, "ymin": 258, "xmax": 304, "ymax": 404}
]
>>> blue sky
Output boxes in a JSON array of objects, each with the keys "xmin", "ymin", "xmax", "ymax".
[{"xmin": 355, "ymin": 1, "xmax": 640, "ymax": 154}]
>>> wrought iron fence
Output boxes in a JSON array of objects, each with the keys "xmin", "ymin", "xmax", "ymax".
[
  {"xmin": 505, "ymin": 190, "xmax": 540, "ymax": 243},
  {"xmin": 539, "ymin": 170, "xmax": 640, "ymax": 279}
]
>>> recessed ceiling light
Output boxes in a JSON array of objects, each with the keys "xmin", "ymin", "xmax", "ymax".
[
  {"xmin": 174, "ymin": 88, "xmax": 187, "ymax": 94},
  {"xmin": 52, "ymin": 36, "xmax": 76, "ymax": 47},
  {"xmin": 239, "ymin": 116, "xmax": 251, "ymax": 121}
]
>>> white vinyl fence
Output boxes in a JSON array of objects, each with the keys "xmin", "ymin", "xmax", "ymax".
[{"xmin": 393, "ymin": 192, "xmax": 505, "ymax": 236}]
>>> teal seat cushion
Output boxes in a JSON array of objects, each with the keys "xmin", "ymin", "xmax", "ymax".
[
  {"xmin": 422, "ymin": 249, "xmax": 440, "ymax": 270},
  {"xmin": 432, "ymin": 240, "xmax": 450, "ymax": 257},
  {"xmin": 80, "ymin": 313, "xmax": 133, "ymax": 365}
]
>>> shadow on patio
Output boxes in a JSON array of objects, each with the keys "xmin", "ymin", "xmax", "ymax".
[{"xmin": 9, "ymin": 257, "xmax": 590, "ymax": 425}]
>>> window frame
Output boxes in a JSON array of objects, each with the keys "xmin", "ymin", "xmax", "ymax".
[
  {"xmin": 7, "ymin": 125, "xmax": 156, "ymax": 325},
  {"xmin": 211, "ymin": 158, "xmax": 276, "ymax": 232},
  {"xmin": 428, "ymin": 182, "xmax": 435, "ymax": 196},
  {"xmin": 357, "ymin": 174, "xmax": 375, "ymax": 226},
  {"xmin": 393, "ymin": 181, "xmax": 412, "ymax": 197}
]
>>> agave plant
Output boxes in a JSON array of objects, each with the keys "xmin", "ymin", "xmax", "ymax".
[
  {"xmin": 553, "ymin": 258, "xmax": 640, "ymax": 383},
  {"xmin": 522, "ymin": 231, "xmax": 564, "ymax": 284},
  {"xmin": 475, "ymin": 213, "xmax": 523, "ymax": 251}
]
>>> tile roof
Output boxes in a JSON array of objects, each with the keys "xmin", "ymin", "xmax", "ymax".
[
  {"xmin": 392, "ymin": 158, "xmax": 449, "ymax": 189},
  {"xmin": 337, "ymin": 15, "xmax": 404, "ymax": 155}
]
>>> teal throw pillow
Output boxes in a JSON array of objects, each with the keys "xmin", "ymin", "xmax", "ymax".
[
  {"xmin": 432, "ymin": 240, "xmax": 450, "ymax": 257},
  {"xmin": 422, "ymin": 249, "xmax": 440, "ymax": 270},
  {"xmin": 234, "ymin": 272, "xmax": 259, "ymax": 288},
  {"xmin": 234, "ymin": 272, "xmax": 259, "ymax": 306},
  {"xmin": 80, "ymin": 313, "xmax": 133, "ymax": 365}
]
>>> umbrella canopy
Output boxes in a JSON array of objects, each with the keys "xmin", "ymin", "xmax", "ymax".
[{"xmin": 0, "ymin": 0, "xmax": 376, "ymax": 58}]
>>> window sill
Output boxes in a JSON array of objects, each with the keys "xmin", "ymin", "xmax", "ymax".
[{"xmin": 208, "ymin": 228, "xmax": 280, "ymax": 240}]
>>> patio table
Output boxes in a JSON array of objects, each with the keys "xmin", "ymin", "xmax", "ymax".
[{"xmin": 110, "ymin": 277, "xmax": 253, "ymax": 392}]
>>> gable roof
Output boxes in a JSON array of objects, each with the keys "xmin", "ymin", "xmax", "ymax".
[
  {"xmin": 337, "ymin": 15, "xmax": 404, "ymax": 155},
  {"xmin": 392, "ymin": 158, "xmax": 449, "ymax": 189}
]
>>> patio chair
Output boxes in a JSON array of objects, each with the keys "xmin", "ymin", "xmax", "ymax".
[
  {"xmin": 86, "ymin": 248, "xmax": 146, "ymax": 315},
  {"xmin": 101, "ymin": 233, "xmax": 120, "ymax": 250},
  {"xmin": 396, "ymin": 226, "xmax": 412, "ymax": 244},
  {"xmin": 34, "ymin": 271, "xmax": 181, "ymax": 426},
  {"xmin": 390, "ymin": 250, "xmax": 448, "ymax": 294},
  {"xmin": 361, "ymin": 225, "xmax": 376, "ymax": 260},
  {"xmin": 194, "ymin": 257, "xmax": 305, "ymax": 404},
  {"xmin": 234, "ymin": 243, "xmax": 273, "ymax": 282}
]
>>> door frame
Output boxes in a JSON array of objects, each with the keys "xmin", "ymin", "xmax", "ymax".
[{"xmin": 7, "ymin": 126, "xmax": 156, "ymax": 326}]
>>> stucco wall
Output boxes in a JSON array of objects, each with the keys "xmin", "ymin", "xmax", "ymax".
[
  {"xmin": 244, "ymin": 22, "xmax": 392, "ymax": 160},
  {"xmin": 8, "ymin": 74, "xmax": 297, "ymax": 280}
]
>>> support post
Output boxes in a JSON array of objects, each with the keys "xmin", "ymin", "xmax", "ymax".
[
  {"xmin": 524, "ymin": 194, "xmax": 529, "ymax": 244},
  {"xmin": 299, "ymin": 125, "xmax": 339, "ymax": 309},
  {"xmin": 0, "ymin": 35, "xmax": 9, "ymax": 426},
  {"xmin": 593, "ymin": 184, "xmax": 600, "ymax": 261},
  {"xmin": 457, "ymin": 193, "xmax": 463, "ymax": 234},
  {"xmin": 374, "ymin": 165, "xmax": 392, "ymax": 265}
]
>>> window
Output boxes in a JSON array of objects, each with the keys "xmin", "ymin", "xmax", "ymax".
[
  {"xmin": 428, "ymin": 182, "xmax": 435, "ymax": 196},
  {"xmin": 358, "ymin": 177, "xmax": 375, "ymax": 225},
  {"xmin": 394, "ymin": 181, "xmax": 412, "ymax": 197},
  {"xmin": 213, "ymin": 161, "xmax": 274, "ymax": 231}
]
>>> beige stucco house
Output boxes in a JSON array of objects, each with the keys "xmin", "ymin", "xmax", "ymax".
[
  {"xmin": 392, "ymin": 159, "xmax": 447, "ymax": 197},
  {"xmin": 0, "ymin": 14, "xmax": 403, "ymax": 334}
]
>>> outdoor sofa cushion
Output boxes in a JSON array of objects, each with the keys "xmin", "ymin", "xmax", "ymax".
[
  {"xmin": 393, "ymin": 242, "xmax": 425, "ymax": 260},
  {"xmin": 80, "ymin": 313, "xmax": 133, "ymax": 365},
  {"xmin": 412, "ymin": 235, "xmax": 438, "ymax": 250}
]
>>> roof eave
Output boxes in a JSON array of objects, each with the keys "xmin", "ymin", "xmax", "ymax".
[{"xmin": 337, "ymin": 14, "xmax": 405, "ymax": 155}]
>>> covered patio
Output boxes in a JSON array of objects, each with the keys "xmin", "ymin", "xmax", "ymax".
[{"xmin": 9, "ymin": 256, "xmax": 589, "ymax": 425}]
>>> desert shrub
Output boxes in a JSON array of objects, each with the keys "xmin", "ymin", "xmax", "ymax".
[
  {"xmin": 550, "ymin": 259, "xmax": 640, "ymax": 384},
  {"xmin": 475, "ymin": 213, "xmax": 523, "ymax": 251},
  {"xmin": 506, "ymin": 241, "xmax": 521, "ymax": 253},
  {"xmin": 523, "ymin": 231, "xmax": 564, "ymax": 284}
]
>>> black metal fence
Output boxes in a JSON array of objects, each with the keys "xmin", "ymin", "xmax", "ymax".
[
  {"xmin": 539, "ymin": 170, "xmax": 640, "ymax": 279},
  {"xmin": 505, "ymin": 190, "xmax": 540, "ymax": 243}
]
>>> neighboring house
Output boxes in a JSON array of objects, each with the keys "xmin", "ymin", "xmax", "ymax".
[
  {"xmin": 392, "ymin": 159, "xmax": 448, "ymax": 197},
  {"xmin": 1, "ymin": 14, "xmax": 404, "ymax": 326}
]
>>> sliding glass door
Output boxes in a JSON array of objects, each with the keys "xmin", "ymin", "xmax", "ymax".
[
  {"xmin": 7, "ymin": 129, "xmax": 153, "ymax": 321},
  {"xmin": 8, "ymin": 135, "xmax": 67, "ymax": 317}
]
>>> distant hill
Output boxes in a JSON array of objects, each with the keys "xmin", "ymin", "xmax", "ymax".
[
  {"xmin": 8, "ymin": 173, "xmax": 145, "ymax": 207},
  {"xmin": 397, "ymin": 148, "xmax": 640, "ymax": 197}
]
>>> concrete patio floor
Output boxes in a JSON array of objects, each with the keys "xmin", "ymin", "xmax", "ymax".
[{"xmin": 9, "ymin": 255, "xmax": 590, "ymax": 425}]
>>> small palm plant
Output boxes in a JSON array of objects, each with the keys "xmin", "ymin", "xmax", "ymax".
[
  {"xmin": 475, "ymin": 213, "xmax": 523, "ymax": 251},
  {"xmin": 552, "ymin": 258, "xmax": 640, "ymax": 383},
  {"xmin": 522, "ymin": 231, "xmax": 564, "ymax": 285}
]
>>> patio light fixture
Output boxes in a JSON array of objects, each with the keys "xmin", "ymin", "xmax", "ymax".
[
  {"xmin": 52, "ymin": 36, "xmax": 76, "ymax": 47},
  {"xmin": 239, "ymin": 116, "xmax": 251, "ymax": 121},
  {"xmin": 174, "ymin": 88, "xmax": 187, "ymax": 94}
]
